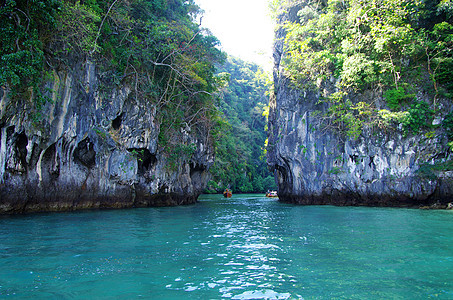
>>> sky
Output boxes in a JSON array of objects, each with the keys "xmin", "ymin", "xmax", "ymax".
[{"xmin": 194, "ymin": 0, "xmax": 275, "ymax": 72}]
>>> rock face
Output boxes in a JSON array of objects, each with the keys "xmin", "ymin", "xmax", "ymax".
[
  {"xmin": 0, "ymin": 60, "xmax": 213, "ymax": 213},
  {"xmin": 268, "ymin": 5, "xmax": 453, "ymax": 207}
]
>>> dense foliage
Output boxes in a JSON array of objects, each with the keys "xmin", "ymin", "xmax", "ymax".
[
  {"xmin": 281, "ymin": 0, "xmax": 453, "ymax": 140},
  {"xmin": 1, "ymin": 0, "xmax": 225, "ymax": 156},
  {"xmin": 205, "ymin": 57, "xmax": 277, "ymax": 193},
  {"xmin": 1, "ymin": 0, "xmax": 275, "ymax": 193},
  {"xmin": 0, "ymin": 0, "xmax": 61, "ymax": 107}
]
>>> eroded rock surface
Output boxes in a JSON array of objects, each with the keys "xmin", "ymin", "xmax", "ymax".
[
  {"xmin": 267, "ymin": 5, "xmax": 453, "ymax": 207},
  {"xmin": 0, "ymin": 61, "xmax": 213, "ymax": 213}
]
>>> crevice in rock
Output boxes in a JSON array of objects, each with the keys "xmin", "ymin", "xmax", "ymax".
[
  {"xmin": 349, "ymin": 154, "xmax": 359, "ymax": 164},
  {"xmin": 29, "ymin": 143, "xmax": 42, "ymax": 167},
  {"xmin": 112, "ymin": 113, "xmax": 122, "ymax": 130},
  {"xmin": 369, "ymin": 156, "xmax": 375, "ymax": 168},
  {"xmin": 127, "ymin": 148, "xmax": 156, "ymax": 175},
  {"xmin": 275, "ymin": 164, "xmax": 290, "ymax": 191},
  {"xmin": 15, "ymin": 132, "xmax": 28, "ymax": 170},
  {"xmin": 42, "ymin": 143, "xmax": 60, "ymax": 180},
  {"xmin": 159, "ymin": 183, "xmax": 169, "ymax": 194},
  {"xmin": 74, "ymin": 138, "xmax": 96, "ymax": 168},
  {"xmin": 190, "ymin": 162, "xmax": 205, "ymax": 178},
  {"xmin": 0, "ymin": 126, "xmax": 8, "ymax": 183}
]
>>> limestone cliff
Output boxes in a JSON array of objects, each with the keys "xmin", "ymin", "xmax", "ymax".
[
  {"xmin": 0, "ymin": 60, "xmax": 213, "ymax": 213},
  {"xmin": 268, "ymin": 4, "xmax": 453, "ymax": 207}
]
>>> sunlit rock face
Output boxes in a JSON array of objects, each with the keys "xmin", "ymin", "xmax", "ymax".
[
  {"xmin": 267, "ymin": 5, "xmax": 453, "ymax": 207},
  {"xmin": 0, "ymin": 60, "xmax": 213, "ymax": 213}
]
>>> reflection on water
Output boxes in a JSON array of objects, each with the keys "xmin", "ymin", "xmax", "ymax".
[{"xmin": 0, "ymin": 194, "xmax": 452, "ymax": 299}]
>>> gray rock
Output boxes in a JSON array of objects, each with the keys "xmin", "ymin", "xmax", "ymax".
[
  {"xmin": 267, "ymin": 4, "xmax": 453, "ymax": 207},
  {"xmin": 0, "ymin": 60, "xmax": 213, "ymax": 213}
]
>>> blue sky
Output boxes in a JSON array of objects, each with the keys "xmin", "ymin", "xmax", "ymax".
[{"xmin": 194, "ymin": 0, "xmax": 275, "ymax": 71}]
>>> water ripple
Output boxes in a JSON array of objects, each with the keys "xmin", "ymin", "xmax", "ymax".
[{"xmin": 0, "ymin": 194, "xmax": 452, "ymax": 299}]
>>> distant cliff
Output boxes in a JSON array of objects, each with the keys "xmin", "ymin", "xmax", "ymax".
[{"xmin": 268, "ymin": 2, "xmax": 453, "ymax": 207}]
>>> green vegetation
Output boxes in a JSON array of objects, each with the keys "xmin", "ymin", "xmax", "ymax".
[
  {"xmin": 1, "ymin": 1, "xmax": 275, "ymax": 193},
  {"xmin": 205, "ymin": 57, "xmax": 277, "ymax": 193},
  {"xmin": 167, "ymin": 143, "xmax": 197, "ymax": 171},
  {"xmin": 383, "ymin": 86, "xmax": 416, "ymax": 111},
  {"xmin": 280, "ymin": 0, "xmax": 453, "ymax": 140},
  {"xmin": 0, "ymin": 0, "xmax": 61, "ymax": 107},
  {"xmin": 1, "ymin": 0, "xmax": 224, "ymax": 160},
  {"xmin": 417, "ymin": 159, "xmax": 453, "ymax": 179}
]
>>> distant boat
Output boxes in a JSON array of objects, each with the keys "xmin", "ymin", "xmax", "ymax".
[
  {"xmin": 266, "ymin": 190, "xmax": 278, "ymax": 198},
  {"xmin": 223, "ymin": 189, "xmax": 232, "ymax": 198}
]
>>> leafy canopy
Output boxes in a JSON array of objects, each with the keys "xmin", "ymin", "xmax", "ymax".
[
  {"xmin": 205, "ymin": 56, "xmax": 276, "ymax": 193},
  {"xmin": 1, "ymin": 0, "xmax": 226, "ymax": 161},
  {"xmin": 280, "ymin": 0, "xmax": 453, "ymax": 139}
]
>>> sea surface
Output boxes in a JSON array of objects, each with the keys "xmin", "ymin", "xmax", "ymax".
[{"xmin": 0, "ymin": 194, "xmax": 452, "ymax": 299}]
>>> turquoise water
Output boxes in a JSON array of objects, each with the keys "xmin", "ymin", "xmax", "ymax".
[{"xmin": 0, "ymin": 194, "xmax": 452, "ymax": 299}]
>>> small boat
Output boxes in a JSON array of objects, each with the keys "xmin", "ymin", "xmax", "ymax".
[
  {"xmin": 223, "ymin": 189, "xmax": 232, "ymax": 198},
  {"xmin": 266, "ymin": 190, "xmax": 278, "ymax": 198}
]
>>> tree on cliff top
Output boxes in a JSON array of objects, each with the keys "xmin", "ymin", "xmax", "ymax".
[
  {"xmin": 279, "ymin": 0, "xmax": 453, "ymax": 141},
  {"xmin": 1, "ymin": 0, "xmax": 225, "ymax": 159}
]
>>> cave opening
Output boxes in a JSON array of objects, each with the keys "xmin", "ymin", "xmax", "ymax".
[
  {"xmin": 42, "ymin": 143, "xmax": 60, "ymax": 180},
  {"xmin": 73, "ymin": 138, "xmax": 96, "ymax": 168},
  {"xmin": 16, "ymin": 132, "xmax": 28, "ymax": 168},
  {"xmin": 128, "ymin": 148, "xmax": 157, "ymax": 175},
  {"xmin": 112, "ymin": 114, "xmax": 123, "ymax": 130},
  {"xmin": 190, "ymin": 162, "xmax": 205, "ymax": 178}
]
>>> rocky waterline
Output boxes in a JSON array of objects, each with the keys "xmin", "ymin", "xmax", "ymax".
[
  {"xmin": 0, "ymin": 60, "xmax": 212, "ymax": 214},
  {"xmin": 267, "ymin": 4, "xmax": 453, "ymax": 207}
]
